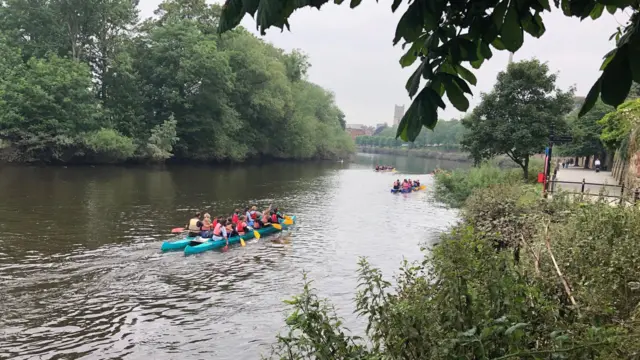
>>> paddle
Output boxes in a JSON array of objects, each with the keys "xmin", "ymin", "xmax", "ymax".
[
  {"xmin": 240, "ymin": 238, "xmax": 246, "ymax": 247},
  {"xmin": 272, "ymin": 223, "xmax": 282, "ymax": 230},
  {"xmin": 283, "ymin": 218, "xmax": 294, "ymax": 225},
  {"xmin": 254, "ymin": 230, "xmax": 261, "ymax": 240},
  {"xmin": 419, "ymin": 185, "xmax": 426, "ymax": 190},
  {"xmin": 171, "ymin": 227, "xmax": 185, "ymax": 234}
]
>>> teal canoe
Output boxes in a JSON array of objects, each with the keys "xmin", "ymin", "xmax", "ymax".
[
  {"xmin": 183, "ymin": 216, "xmax": 296, "ymax": 256},
  {"xmin": 161, "ymin": 236, "xmax": 199, "ymax": 252}
]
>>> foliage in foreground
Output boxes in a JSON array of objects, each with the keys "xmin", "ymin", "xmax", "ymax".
[
  {"xmin": 269, "ymin": 184, "xmax": 640, "ymax": 359},
  {"xmin": 433, "ymin": 161, "xmax": 543, "ymax": 207},
  {"xmin": 461, "ymin": 59, "xmax": 574, "ymax": 180},
  {"xmin": 0, "ymin": 0, "xmax": 354, "ymax": 164},
  {"xmin": 218, "ymin": 0, "xmax": 640, "ymax": 142}
]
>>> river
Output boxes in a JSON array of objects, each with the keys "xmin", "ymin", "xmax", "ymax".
[{"xmin": 0, "ymin": 153, "xmax": 465, "ymax": 360}]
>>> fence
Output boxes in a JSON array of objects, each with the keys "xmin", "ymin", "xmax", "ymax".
[{"xmin": 548, "ymin": 175, "xmax": 640, "ymax": 206}]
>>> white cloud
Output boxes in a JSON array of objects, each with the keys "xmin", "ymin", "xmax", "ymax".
[{"xmin": 139, "ymin": 1, "xmax": 628, "ymax": 126}]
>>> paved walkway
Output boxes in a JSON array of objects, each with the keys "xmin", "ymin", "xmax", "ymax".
[{"xmin": 553, "ymin": 167, "xmax": 623, "ymax": 198}]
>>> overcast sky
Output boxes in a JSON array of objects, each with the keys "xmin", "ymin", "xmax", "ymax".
[{"xmin": 139, "ymin": 1, "xmax": 628, "ymax": 126}]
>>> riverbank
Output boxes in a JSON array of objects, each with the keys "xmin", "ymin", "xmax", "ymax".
[
  {"xmin": 358, "ymin": 145, "xmax": 469, "ymax": 161},
  {"xmin": 270, "ymin": 164, "xmax": 640, "ymax": 359}
]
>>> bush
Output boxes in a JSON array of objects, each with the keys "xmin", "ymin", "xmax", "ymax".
[
  {"xmin": 138, "ymin": 116, "xmax": 179, "ymax": 162},
  {"xmin": 268, "ymin": 185, "xmax": 640, "ymax": 359},
  {"xmin": 433, "ymin": 163, "xmax": 523, "ymax": 207},
  {"xmin": 84, "ymin": 128, "xmax": 136, "ymax": 163},
  {"xmin": 434, "ymin": 159, "xmax": 545, "ymax": 208}
]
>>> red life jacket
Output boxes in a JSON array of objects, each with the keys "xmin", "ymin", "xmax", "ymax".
[
  {"xmin": 232, "ymin": 213, "xmax": 238, "ymax": 224},
  {"xmin": 250, "ymin": 211, "xmax": 257, "ymax": 220},
  {"xmin": 237, "ymin": 221, "xmax": 246, "ymax": 235},
  {"xmin": 271, "ymin": 213, "xmax": 278, "ymax": 223}
]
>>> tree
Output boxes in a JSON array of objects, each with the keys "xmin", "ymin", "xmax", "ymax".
[
  {"xmin": 556, "ymin": 100, "xmax": 613, "ymax": 163},
  {"xmin": 598, "ymin": 98, "xmax": 640, "ymax": 157},
  {"xmin": 461, "ymin": 59, "xmax": 574, "ymax": 179},
  {"xmin": 218, "ymin": 0, "xmax": 640, "ymax": 143},
  {"xmin": 0, "ymin": 0, "xmax": 355, "ymax": 164}
]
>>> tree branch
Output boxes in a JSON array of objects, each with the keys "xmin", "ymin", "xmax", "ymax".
[{"xmin": 543, "ymin": 221, "xmax": 578, "ymax": 308}]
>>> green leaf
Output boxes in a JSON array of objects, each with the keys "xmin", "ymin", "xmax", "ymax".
[
  {"xmin": 471, "ymin": 58, "xmax": 485, "ymax": 69},
  {"xmin": 537, "ymin": 0, "xmax": 551, "ymax": 11},
  {"xmin": 393, "ymin": 2, "xmax": 424, "ymax": 45},
  {"xmin": 501, "ymin": 2, "xmax": 524, "ymax": 52},
  {"xmin": 443, "ymin": 77, "xmax": 470, "ymax": 111},
  {"xmin": 456, "ymin": 64, "xmax": 477, "ymax": 85},
  {"xmin": 400, "ymin": 40, "xmax": 424, "ymax": 68},
  {"xmin": 578, "ymin": 77, "xmax": 601, "ymax": 117},
  {"xmin": 600, "ymin": 49, "xmax": 616, "ymax": 71},
  {"xmin": 491, "ymin": 1, "xmax": 509, "ymax": 28},
  {"xmin": 459, "ymin": 39, "xmax": 480, "ymax": 61},
  {"xmin": 478, "ymin": 40, "xmax": 493, "ymax": 60},
  {"xmin": 396, "ymin": 87, "xmax": 440, "ymax": 141},
  {"xmin": 505, "ymin": 323, "xmax": 528, "ymax": 336},
  {"xmin": 590, "ymin": 3, "xmax": 604, "ymax": 19},
  {"xmin": 446, "ymin": 74, "xmax": 472, "ymax": 95},
  {"xmin": 601, "ymin": 45, "xmax": 632, "ymax": 107},
  {"xmin": 606, "ymin": 4, "xmax": 617, "ymax": 14},
  {"xmin": 350, "ymin": 0, "xmax": 362, "ymax": 8},
  {"xmin": 406, "ymin": 61, "xmax": 426, "ymax": 98},
  {"xmin": 491, "ymin": 37, "xmax": 506, "ymax": 50},
  {"xmin": 533, "ymin": 12, "xmax": 546, "ymax": 36},
  {"xmin": 391, "ymin": 0, "xmax": 402, "ymax": 12}
]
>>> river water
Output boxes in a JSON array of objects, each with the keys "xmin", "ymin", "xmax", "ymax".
[{"xmin": 0, "ymin": 153, "xmax": 465, "ymax": 360}]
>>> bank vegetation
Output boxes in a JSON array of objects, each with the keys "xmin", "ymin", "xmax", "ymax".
[{"xmin": 267, "ymin": 165, "xmax": 640, "ymax": 359}]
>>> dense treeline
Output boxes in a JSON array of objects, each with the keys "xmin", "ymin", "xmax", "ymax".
[
  {"xmin": 355, "ymin": 120, "xmax": 465, "ymax": 148},
  {"xmin": 0, "ymin": 0, "xmax": 354, "ymax": 164}
]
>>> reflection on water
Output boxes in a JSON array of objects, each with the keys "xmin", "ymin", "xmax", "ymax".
[{"xmin": 0, "ymin": 156, "xmax": 464, "ymax": 359}]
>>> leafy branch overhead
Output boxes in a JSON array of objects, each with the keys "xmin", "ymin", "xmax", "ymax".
[{"xmin": 218, "ymin": 0, "xmax": 640, "ymax": 142}]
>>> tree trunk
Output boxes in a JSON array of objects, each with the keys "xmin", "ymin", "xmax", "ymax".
[
  {"xmin": 521, "ymin": 156, "xmax": 529, "ymax": 180},
  {"xmin": 605, "ymin": 151, "xmax": 614, "ymax": 171},
  {"xmin": 574, "ymin": 156, "xmax": 579, "ymax": 167},
  {"xmin": 584, "ymin": 155, "xmax": 591, "ymax": 169}
]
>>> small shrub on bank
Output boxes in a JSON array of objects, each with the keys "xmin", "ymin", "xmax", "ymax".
[
  {"xmin": 434, "ymin": 159, "xmax": 545, "ymax": 208},
  {"xmin": 433, "ymin": 163, "xmax": 522, "ymax": 207}
]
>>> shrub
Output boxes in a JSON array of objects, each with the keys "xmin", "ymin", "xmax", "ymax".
[
  {"xmin": 139, "ymin": 116, "xmax": 179, "ymax": 162},
  {"xmin": 433, "ymin": 163, "xmax": 522, "ymax": 207},
  {"xmin": 84, "ymin": 128, "xmax": 135, "ymax": 163}
]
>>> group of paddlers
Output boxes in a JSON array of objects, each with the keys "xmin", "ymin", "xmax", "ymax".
[
  {"xmin": 186, "ymin": 205, "xmax": 285, "ymax": 244},
  {"xmin": 392, "ymin": 178, "xmax": 421, "ymax": 191},
  {"xmin": 375, "ymin": 165, "xmax": 394, "ymax": 171}
]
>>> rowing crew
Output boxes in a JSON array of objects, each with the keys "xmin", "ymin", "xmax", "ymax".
[
  {"xmin": 186, "ymin": 206, "xmax": 285, "ymax": 245},
  {"xmin": 392, "ymin": 178, "xmax": 420, "ymax": 191},
  {"xmin": 375, "ymin": 165, "xmax": 394, "ymax": 170}
]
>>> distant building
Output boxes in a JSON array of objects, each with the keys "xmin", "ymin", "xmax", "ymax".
[
  {"xmin": 346, "ymin": 124, "xmax": 374, "ymax": 140},
  {"xmin": 393, "ymin": 105, "xmax": 405, "ymax": 126}
]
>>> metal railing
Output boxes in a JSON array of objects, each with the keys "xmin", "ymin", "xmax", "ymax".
[{"xmin": 548, "ymin": 176, "xmax": 640, "ymax": 205}]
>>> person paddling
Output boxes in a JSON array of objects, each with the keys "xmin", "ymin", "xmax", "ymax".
[
  {"xmin": 236, "ymin": 215, "xmax": 249, "ymax": 236},
  {"xmin": 213, "ymin": 218, "xmax": 229, "ymax": 247},
  {"xmin": 232, "ymin": 209, "xmax": 240, "ymax": 225},
  {"xmin": 200, "ymin": 213, "xmax": 213, "ymax": 238},
  {"xmin": 393, "ymin": 179, "xmax": 400, "ymax": 190},
  {"xmin": 186, "ymin": 212, "xmax": 202, "ymax": 238}
]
